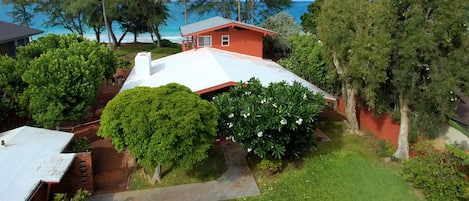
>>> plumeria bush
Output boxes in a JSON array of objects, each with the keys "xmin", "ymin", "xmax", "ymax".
[{"xmin": 212, "ymin": 78, "xmax": 325, "ymax": 160}]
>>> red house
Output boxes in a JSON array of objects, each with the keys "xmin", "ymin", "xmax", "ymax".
[{"xmin": 180, "ymin": 16, "xmax": 276, "ymax": 58}]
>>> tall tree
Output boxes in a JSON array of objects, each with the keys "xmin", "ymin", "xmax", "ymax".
[
  {"xmin": 35, "ymin": 0, "xmax": 87, "ymax": 35},
  {"xmin": 316, "ymin": 0, "xmax": 394, "ymax": 134},
  {"xmin": 1, "ymin": 0, "xmax": 37, "ymax": 26},
  {"xmin": 300, "ymin": 0, "xmax": 323, "ymax": 34},
  {"xmin": 187, "ymin": 0, "xmax": 291, "ymax": 24},
  {"xmin": 261, "ymin": 12, "xmax": 300, "ymax": 59},
  {"xmin": 390, "ymin": 0, "xmax": 469, "ymax": 160},
  {"xmin": 98, "ymin": 84, "xmax": 219, "ymax": 183}
]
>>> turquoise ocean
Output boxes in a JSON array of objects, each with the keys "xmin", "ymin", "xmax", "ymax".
[{"xmin": 0, "ymin": 1, "xmax": 312, "ymax": 43}]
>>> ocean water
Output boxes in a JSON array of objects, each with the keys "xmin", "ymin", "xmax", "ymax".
[{"xmin": 0, "ymin": 1, "xmax": 312, "ymax": 43}]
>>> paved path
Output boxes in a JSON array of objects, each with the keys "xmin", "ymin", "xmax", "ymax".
[{"xmin": 89, "ymin": 141, "xmax": 260, "ymax": 201}]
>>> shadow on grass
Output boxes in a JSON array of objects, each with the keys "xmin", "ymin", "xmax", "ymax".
[
  {"xmin": 187, "ymin": 146, "xmax": 227, "ymax": 181},
  {"xmin": 129, "ymin": 146, "xmax": 227, "ymax": 190},
  {"xmin": 246, "ymin": 106, "xmax": 348, "ymax": 175}
]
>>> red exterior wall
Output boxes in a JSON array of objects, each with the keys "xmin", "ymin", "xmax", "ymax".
[
  {"xmin": 28, "ymin": 182, "xmax": 47, "ymax": 201},
  {"xmin": 195, "ymin": 27, "xmax": 265, "ymax": 58},
  {"xmin": 55, "ymin": 152, "xmax": 94, "ymax": 196},
  {"xmin": 337, "ymin": 96, "xmax": 400, "ymax": 146}
]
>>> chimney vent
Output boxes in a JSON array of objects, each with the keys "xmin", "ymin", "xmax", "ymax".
[{"xmin": 134, "ymin": 52, "xmax": 152, "ymax": 77}]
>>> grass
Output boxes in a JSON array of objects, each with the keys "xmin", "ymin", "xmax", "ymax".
[
  {"xmin": 242, "ymin": 121, "xmax": 425, "ymax": 201},
  {"xmin": 114, "ymin": 42, "xmax": 182, "ymax": 67},
  {"xmin": 129, "ymin": 146, "xmax": 227, "ymax": 190}
]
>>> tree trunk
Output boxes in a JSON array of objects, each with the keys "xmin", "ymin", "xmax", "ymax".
[
  {"xmin": 393, "ymin": 94, "xmax": 410, "ymax": 160},
  {"xmin": 345, "ymin": 81, "xmax": 360, "ymax": 134},
  {"xmin": 333, "ymin": 52, "xmax": 360, "ymax": 134},
  {"xmin": 150, "ymin": 164, "xmax": 162, "ymax": 184}
]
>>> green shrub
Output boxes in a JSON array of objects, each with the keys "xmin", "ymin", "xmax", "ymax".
[
  {"xmin": 117, "ymin": 58, "xmax": 132, "ymax": 70},
  {"xmin": 259, "ymin": 158, "xmax": 282, "ymax": 174},
  {"xmin": 53, "ymin": 193, "xmax": 67, "ymax": 201},
  {"xmin": 213, "ymin": 78, "xmax": 325, "ymax": 160},
  {"xmin": 377, "ymin": 140, "xmax": 395, "ymax": 158},
  {"xmin": 71, "ymin": 189, "xmax": 91, "ymax": 201},
  {"xmin": 403, "ymin": 145, "xmax": 469, "ymax": 200},
  {"xmin": 71, "ymin": 137, "xmax": 90, "ymax": 153}
]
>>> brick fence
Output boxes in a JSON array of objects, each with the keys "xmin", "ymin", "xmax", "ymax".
[{"xmin": 337, "ymin": 96, "xmax": 400, "ymax": 146}]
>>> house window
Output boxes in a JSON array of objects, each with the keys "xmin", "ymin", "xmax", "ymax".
[
  {"xmin": 198, "ymin": 35, "xmax": 212, "ymax": 47},
  {"xmin": 221, "ymin": 35, "xmax": 230, "ymax": 46}
]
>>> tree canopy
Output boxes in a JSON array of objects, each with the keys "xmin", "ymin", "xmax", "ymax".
[
  {"xmin": 314, "ymin": 0, "xmax": 469, "ymax": 160},
  {"xmin": 213, "ymin": 78, "xmax": 325, "ymax": 160},
  {"xmin": 316, "ymin": 0, "xmax": 394, "ymax": 133},
  {"xmin": 278, "ymin": 34, "xmax": 340, "ymax": 95},
  {"xmin": 390, "ymin": 0, "xmax": 469, "ymax": 159},
  {"xmin": 261, "ymin": 12, "xmax": 300, "ymax": 59},
  {"xmin": 14, "ymin": 34, "xmax": 117, "ymax": 128},
  {"xmin": 98, "ymin": 84, "xmax": 219, "ymax": 183},
  {"xmin": 187, "ymin": 0, "xmax": 291, "ymax": 24}
]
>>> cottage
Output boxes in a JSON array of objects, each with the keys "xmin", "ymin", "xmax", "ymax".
[
  {"xmin": 120, "ymin": 48, "xmax": 335, "ymax": 101},
  {"xmin": 0, "ymin": 21, "xmax": 43, "ymax": 57},
  {"xmin": 0, "ymin": 126, "xmax": 75, "ymax": 201},
  {"xmin": 180, "ymin": 16, "xmax": 275, "ymax": 58}
]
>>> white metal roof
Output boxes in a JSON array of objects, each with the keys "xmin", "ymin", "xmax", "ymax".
[
  {"xmin": 0, "ymin": 126, "xmax": 75, "ymax": 201},
  {"xmin": 121, "ymin": 47, "xmax": 335, "ymax": 101},
  {"xmin": 179, "ymin": 16, "xmax": 275, "ymax": 36}
]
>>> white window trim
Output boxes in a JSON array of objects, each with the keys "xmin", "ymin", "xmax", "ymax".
[
  {"xmin": 221, "ymin": 35, "xmax": 230, "ymax": 47},
  {"xmin": 198, "ymin": 35, "xmax": 212, "ymax": 47}
]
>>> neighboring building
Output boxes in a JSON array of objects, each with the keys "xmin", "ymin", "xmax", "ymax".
[
  {"xmin": 0, "ymin": 126, "xmax": 75, "ymax": 201},
  {"xmin": 120, "ymin": 48, "xmax": 335, "ymax": 101},
  {"xmin": 0, "ymin": 21, "xmax": 43, "ymax": 57},
  {"xmin": 180, "ymin": 16, "xmax": 275, "ymax": 58}
]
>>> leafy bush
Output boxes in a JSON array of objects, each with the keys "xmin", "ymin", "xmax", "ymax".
[
  {"xmin": 403, "ymin": 145, "xmax": 469, "ymax": 200},
  {"xmin": 117, "ymin": 58, "xmax": 132, "ymax": 70},
  {"xmin": 53, "ymin": 189, "xmax": 91, "ymax": 201},
  {"xmin": 260, "ymin": 158, "xmax": 282, "ymax": 174},
  {"xmin": 212, "ymin": 78, "xmax": 325, "ymax": 160},
  {"xmin": 71, "ymin": 137, "xmax": 90, "ymax": 153},
  {"xmin": 377, "ymin": 140, "xmax": 395, "ymax": 158}
]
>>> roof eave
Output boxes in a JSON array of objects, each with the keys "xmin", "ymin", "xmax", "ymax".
[{"xmin": 181, "ymin": 22, "xmax": 276, "ymax": 37}]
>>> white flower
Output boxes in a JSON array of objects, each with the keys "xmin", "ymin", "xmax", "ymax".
[
  {"xmin": 245, "ymin": 91, "xmax": 251, "ymax": 95},
  {"xmin": 247, "ymin": 148, "xmax": 252, "ymax": 152},
  {"xmin": 228, "ymin": 113, "xmax": 234, "ymax": 118},
  {"xmin": 260, "ymin": 98, "xmax": 267, "ymax": 104},
  {"xmin": 296, "ymin": 118, "xmax": 303, "ymax": 125},
  {"xmin": 257, "ymin": 131, "xmax": 263, "ymax": 137},
  {"xmin": 303, "ymin": 93, "xmax": 307, "ymax": 100},
  {"xmin": 242, "ymin": 113, "xmax": 250, "ymax": 118},
  {"xmin": 272, "ymin": 103, "xmax": 278, "ymax": 108},
  {"xmin": 280, "ymin": 119, "xmax": 287, "ymax": 125},
  {"xmin": 227, "ymin": 122, "xmax": 233, "ymax": 128},
  {"xmin": 450, "ymin": 91, "xmax": 454, "ymax": 94}
]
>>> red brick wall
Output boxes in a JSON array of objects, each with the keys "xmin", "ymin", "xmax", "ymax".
[
  {"xmin": 55, "ymin": 152, "xmax": 94, "ymax": 195},
  {"xmin": 337, "ymin": 97, "xmax": 400, "ymax": 146}
]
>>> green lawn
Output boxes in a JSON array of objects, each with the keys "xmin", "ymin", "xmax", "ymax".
[
  {"xmin": 129, "ymin": 145, "xmax": 227, "ymax": 190},
  {"xmin": 242, "ymin": 121, "xmax": 425, "ymax": 201},
  {"xmin": 114, "ymin": 42, "xmax": 181, "ymax": 67}
]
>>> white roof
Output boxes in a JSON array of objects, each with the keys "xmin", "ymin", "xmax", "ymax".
[
  {"xmin": 0, "ymin": 126, "xmax": 75, "ymax": 201},
  {"xmin": 121, "ymin": 47, "xmax": 335, "ymax": 101}
]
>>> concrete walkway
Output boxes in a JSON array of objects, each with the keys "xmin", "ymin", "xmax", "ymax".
[{"xmin": 89, "ymin": 141, "xmax": 260, "ymax": 201}]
